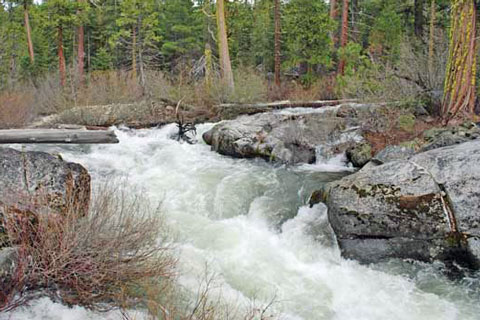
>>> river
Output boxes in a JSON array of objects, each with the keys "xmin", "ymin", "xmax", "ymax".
[{"xmin": 2, "ymin": 123, "xmax": 479, "ymax": 320}]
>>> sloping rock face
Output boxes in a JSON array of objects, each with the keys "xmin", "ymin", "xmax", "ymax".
[
  {"xmin": 0, "ymin": 148, "xmax": 91, "ymax": 219},
  {"xmin": 203, "ymin": 105, "xmax": 368, "ymax": 164},
  {"xmin": 315, "ymin": 141, "xmax": 480, "ymax": 269}
]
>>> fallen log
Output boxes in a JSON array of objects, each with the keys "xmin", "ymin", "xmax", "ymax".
[
  {"xmin": 0, "ymin": 129, "xmax": 119, "ymax": 144},
  {"xmin": 215, "ymin": 99, "xmax": 358, "ymax": 119}
]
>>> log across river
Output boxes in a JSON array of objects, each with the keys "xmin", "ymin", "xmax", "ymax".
[{"xmin": 1, "ymin": 123, "xmax": 479, "ymax": 320}]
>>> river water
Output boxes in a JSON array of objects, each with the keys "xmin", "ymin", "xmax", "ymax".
[{"xmin": 2, "ymin": 123, "xmax": 480, "ymax": 320}]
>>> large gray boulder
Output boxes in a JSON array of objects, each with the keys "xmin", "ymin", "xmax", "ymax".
[
  {"xmin": 0, "ymin": 148, "xmax": 91, "ymax": 219},
  {"xmin": 315, "ymin": 140, "xmax": 480, "ymax": 268},
  {"xmin": 203, "ymin": 106, "xmax": 366, "ymax": 164}
]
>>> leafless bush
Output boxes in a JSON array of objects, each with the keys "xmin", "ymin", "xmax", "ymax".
[
  {"xmin": 0, "ymin": 91, "xmax": 35, "ymax": 128},
  {"xmin": 336, "ymin": 33, "xmax": 449, "ymax": 108},
  {"xmin": 133, "ymin": 267, "xmax": 279, "ymax": 320},
  {"xmin": 0, "ymin": 182, "xmax": 176, "ymax": 312}
]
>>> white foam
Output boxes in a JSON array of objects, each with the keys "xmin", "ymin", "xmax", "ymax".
[{"xmin": 3, "ymin": 125, "xmax": 479, "ymax": 320}]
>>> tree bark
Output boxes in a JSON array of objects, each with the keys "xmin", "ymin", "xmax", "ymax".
[
  {"xmin": 77, "ymin": 0, "xmax": 85, "ymax": 84},
  {"xmin": 24, "ymin": 1, "xmax": 34, "ymax": 64},
  {"xmin": 58, "ymin": 26, "xmax": 66, "ymax": 87},
  {"xmin": 442, "ymin": 0, "xmax": 477, "ymax": 122},
  {"xmin": 330, "ymin": 0, "xmax": 338, "ymax": 46},
  {"xmin": 216, "ymin": 0, "xmax": 234, "ymax": 90},
  {"xmin": 274, "ymin": 0, "xmax": 281, "ymax": 87},
  {"xmin": 338, "ymin": 0, "xmax": 349, "ymax": 75},
  {"xmin": 414, "ymin": 0, "xmax": 425, "ymax": 38}
]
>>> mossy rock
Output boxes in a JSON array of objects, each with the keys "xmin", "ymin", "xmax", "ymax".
[{"xmin": 346, "ymin": 142, "xmax": 372, "ymax": 168}]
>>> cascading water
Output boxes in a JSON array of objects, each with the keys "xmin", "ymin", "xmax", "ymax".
[{"xmin": 2, "ymin": 123, "xmax": 479, "ymax": 320}]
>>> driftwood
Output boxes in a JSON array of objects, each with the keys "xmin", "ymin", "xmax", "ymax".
[
  {"xmin": 217, "ymin": 99, "xmax": 357, "ymax": 109},
  {"xmin": 172, "ymin": 99, "xmax": 197, "ymax": 144},
  {"xmin": 0, "ymin": 129, "xmax": 119, "ymax": 144},
  {"xmin": 215, "ymin": 99, "xmax": 358, "ymax": 119}
]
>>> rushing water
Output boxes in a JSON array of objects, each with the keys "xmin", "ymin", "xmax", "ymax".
[{"xmin": 2, "ymin": 123, "xmax": 480, "ymax": 320}]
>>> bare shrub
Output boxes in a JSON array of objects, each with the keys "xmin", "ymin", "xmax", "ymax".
[
  {"xmin": 0, "ymin": 182, "xmax": 176, "ymax": 312},
  {"xmin": 0, "ymin": 91, "xmax": 35, "ymax": 128},
  {"xmin": 337, "ymin": 35, "xmax": 449, "ymax": 106},
  {"xmin": 279, "ymin": 75, "xmax": 337, "ymax": 101},
  {"xmin": 131, "ymin": 268, "xmax": 279, "ymax": 320}
]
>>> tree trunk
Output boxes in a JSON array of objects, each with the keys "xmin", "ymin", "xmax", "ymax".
[
  {"xmin": 216, "ymin": 0, "xmax": 234, "ymax": 90},
  {"xmin": 414, "ymin": 0, "xmax": 425, "ymax": 38},
  {"xmin": 274, "ymin": 0, "xmax": 281, "ymax": 87},
  {"xmin": 204, "ymin": 0, "xmax": 213, "ymax": 91},
  {"xmin": 205, "ymin": 43, "xmax": 213, "ymax": 91},
  {"xmin": 442, "ymin": 0, "xmax": 477, "ymax": 122},
  {"xmin": 77, "ymin": 0, "xmax": 85, "ymax": 84},
  {"xmin": 58, "ymin": 26, "xmax": 66, "ymax": 87},
  {"xmin": 330, "ymin": 0, "xmax": 338, "ymax": 46},
  {"xmin": 338, "ymin": 0, "xmax": 349, "ymax": 75},
  {"xmin": 428, "ymin": 0, "xmax": 435, "ymax": 74},
  {"xmin": 351, "ymin": 0, "xmax": 359, "ymax": 42},
  {"xmin": 24, "ymin": 1, "xmax": 34, "ymax": 64},
  {"xmin": 132, "ymin": 24, "xmax": 137, "ymax": 80}
]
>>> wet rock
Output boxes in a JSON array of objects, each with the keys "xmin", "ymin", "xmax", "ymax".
[
  {"xmin": 316, "ymin": 140, "xmax": 480, "ymax": 268},
  {"xmin": 203, "ymin": 111, "xmax": 364, "ymax": 165},
  {"xmin": 346, "ymin": 142, "xmax": 372, "ymax": 167},
  {"xmin": 0, "ymin": 148, "xmax": 91, "ymax": 218},
  {"xmin": 372, "ymin": 145, "xmax": 416, "ymax": 164}
]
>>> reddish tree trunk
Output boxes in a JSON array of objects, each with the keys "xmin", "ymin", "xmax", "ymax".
[
  {"xmin": 58, "ymin": 26, "xmax": 66, "ymax": 87},
  {"xmin": 338, "ymin": 0, "xmax": 349, "ymax": 75},
  {"xmin": 330, "ymin": 0, "xmax": 338, "ymax": 46},
  {"xmin": 24, "ymin": 1, "xmax": 34, "ymax": 64},
  {"xmin": 274, "ymin": 0, "xmax": 281, "ymax": 87}
]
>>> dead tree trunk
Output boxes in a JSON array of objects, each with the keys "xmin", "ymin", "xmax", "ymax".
[
  {"xmin": 216, "ymin": 0, "xmax": 234, "ymax": 90},
  {"xmin": 442, "ymin": 0, "xmax": 477, "ymax": 122},
  {"xmin": 0, "ymin": 129, "xmax": 119, "ymax": 144},
  {"xmin": 274, "ymin": 0, "xmax": 281, "ymax": 87},
  {"xmin": 24, "ymin": 0, "xmax": 34, "ymax": 64},
  {"xmin": 338, "ymin": 0, "xmax": 349, "ymax": 75}
]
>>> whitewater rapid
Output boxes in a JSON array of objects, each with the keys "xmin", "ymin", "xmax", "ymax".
[{"xmin": 2, "ymin": 124, "xmax": 479, "ymax": 320}]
